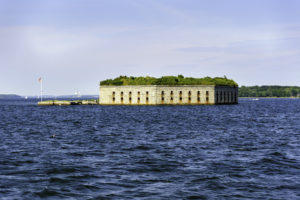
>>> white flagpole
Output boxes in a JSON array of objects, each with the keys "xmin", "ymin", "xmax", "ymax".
[{"xmin": 39, "ymin": 78, "xmax": 43, "ymax": 102}]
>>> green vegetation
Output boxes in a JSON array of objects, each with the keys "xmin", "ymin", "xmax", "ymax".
[
  {"xmin": 100, "ymin": 75, "xmax": 238, "ymax": 87},
  {"xmin": 239, "ymin": 86, "xmax": 300, "ymax": 97}
]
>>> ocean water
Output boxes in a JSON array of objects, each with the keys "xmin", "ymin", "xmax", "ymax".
[{"xmin": 0, "ymin": 98, "xmax": 300, "ymax": 199}]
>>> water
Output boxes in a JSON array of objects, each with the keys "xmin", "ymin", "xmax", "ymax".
[{"xmin": 1, "ymin": 98, "xmax": 300, "ymax": 199}]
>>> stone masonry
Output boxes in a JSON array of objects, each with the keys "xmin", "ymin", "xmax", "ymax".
[{"xmin": 99, "ymin": 85, "xmax": 238, "ymax": 105}]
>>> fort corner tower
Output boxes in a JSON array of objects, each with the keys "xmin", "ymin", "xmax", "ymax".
[{"xmin": 99, "ymin": 76, "xmax": 238, "ymax": 105}]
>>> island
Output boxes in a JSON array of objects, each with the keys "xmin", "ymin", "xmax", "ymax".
[
  {"xmin": 0, "ymin": 94, "xmax": 22, "ymax": 99},
  {"xmin": 99, "ymin": 75, "xmax": 238, "ymax": 105},
  {"xmin": 239, "ymin": 86, "xmax": 300, "ymax": 98}
]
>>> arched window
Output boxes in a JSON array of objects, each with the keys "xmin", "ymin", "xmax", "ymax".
[
  {"xmin": 227, "ymin": 92, "xmax": 229, "ymax": 102},
  {"xmin": 188, "ymin": 91, "xmax": 192, "ymax": 102},
  {"xmin": 112, "ymin": 91, "xmax": 116, "ymax": 102},
  {"xmin": 121, "ymin": 93, "xmax": 124, "ymax": 103},
  {"xmin": 179, "ymin": 91, "xmax": 183, "ymax": 102},
  {"xmin": 235, "ymin": 92, "xmax": 237, "ymax": 102}
]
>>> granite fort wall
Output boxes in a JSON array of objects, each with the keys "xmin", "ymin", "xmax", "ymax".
[
  {"xmin": 99, "ymin": 85, "xmax": 238, "ymax": 105},
  {"xmin": 154, "ymin": 85, "xmax": 215, "ymax": 105},
  {"xmin": 215, "ymin": 86, "xmax": 238, "ymax": 104},
  {"xmin": 99, "ymin": 85, "xmax": 157, "ymax": 105}
]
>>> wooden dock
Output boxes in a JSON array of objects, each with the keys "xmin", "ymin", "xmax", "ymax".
[{"xmin": 38, "ymin": 100, "xmax": 98, "ymax": 106}]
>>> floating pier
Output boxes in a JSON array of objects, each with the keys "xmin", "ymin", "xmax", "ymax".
[{"xmin": 38, "ymin": 100, "xmax": 98, "ymax": 106}]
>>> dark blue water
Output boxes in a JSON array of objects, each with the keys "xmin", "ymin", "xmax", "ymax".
[{"xmin": 1, "ymin": 99, "xmax": 300, "ymax": 199}]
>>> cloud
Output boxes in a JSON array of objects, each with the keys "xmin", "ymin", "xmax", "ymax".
[{"xmin": 1, "ymin": 0, "xmax": 300, "ymax": 95}]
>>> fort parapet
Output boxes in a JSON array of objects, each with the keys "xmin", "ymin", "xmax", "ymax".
[{"xmin": 99, "ymin": 85, "xmax": 238, "ymax": 105}]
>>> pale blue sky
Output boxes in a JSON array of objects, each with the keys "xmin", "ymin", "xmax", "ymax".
[{"xmin": 1, "ymin": 0, "xmax": 300, "ymax": 95}]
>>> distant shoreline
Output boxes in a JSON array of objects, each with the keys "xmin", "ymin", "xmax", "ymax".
[
  {"xmin": 239, "ymin": 97, "xmax": 299, "ymax": 98},
  {"xmin": 239, "ymin": 86, "xmax": 300, "ymax": 98},
  {"xmin": 0, "ymin": 94, "xmax": 22, "ymax": 99}
]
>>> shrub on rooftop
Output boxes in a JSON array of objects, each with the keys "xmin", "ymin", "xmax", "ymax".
[{"xmin": 100, "ymin": 75, "xmax": 238, "ymax": 87}]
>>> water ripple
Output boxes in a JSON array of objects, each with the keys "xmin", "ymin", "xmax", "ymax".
[{"xmin": 0, "ymin": 99, "xmax": 300, "ymax": 199}]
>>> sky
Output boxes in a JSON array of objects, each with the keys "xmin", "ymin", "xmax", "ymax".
[{"xmin": 0, "ymin": 0, "xmax": 300, "ymax": 95}]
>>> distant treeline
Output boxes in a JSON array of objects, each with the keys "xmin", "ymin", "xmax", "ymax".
[
  {"xmin": 239, "ymin": 86, "xmax": 300, "ymax": 97},
  {"xmin": 100, "ymin": 75, "xmax": 238, "ymax": 87},
  {"xmin": 0, "ymin": 94, "xmax": 22, "ymax": 99}
]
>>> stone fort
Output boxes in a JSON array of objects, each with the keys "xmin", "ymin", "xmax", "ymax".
[
  {"xmin": 99, "ymin": 76, "xmax": 238, "ymax": 105},
  {"xmin": 99, "ymin": 85, "xmax": 238, "ymax": 105}
]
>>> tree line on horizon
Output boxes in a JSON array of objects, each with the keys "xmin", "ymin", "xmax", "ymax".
[
  {"xmin": 100, "ymin": 75, "xmax": 238, "ymax": 87},
  {"xmin": 239, "ymin": 86, "xmax": 300, "ymax": 97}
]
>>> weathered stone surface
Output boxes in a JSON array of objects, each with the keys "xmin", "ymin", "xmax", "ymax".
[{"xmin": 99, "ymin": 85, "xmax": 238, "ymax": 105}]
